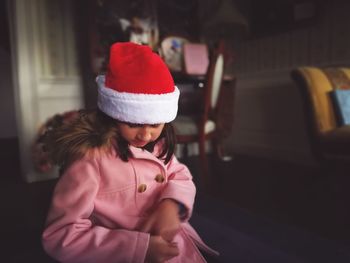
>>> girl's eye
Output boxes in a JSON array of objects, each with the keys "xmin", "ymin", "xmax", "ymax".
[
  {"xmin": 127, "ymin": 123, "xmax": 143, "ymax": 128},
  {"xmin": 125, "ymin": 123, "xmax": 161, "ymax": 128}
]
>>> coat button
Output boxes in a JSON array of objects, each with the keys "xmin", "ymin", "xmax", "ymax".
[
  {"xmin": 155, "ymin": 174, "xmax": 165, "ymax": 183},
  {"xmin": 138, "ymin": 184, "xmax": 147, "ymax": 193}
]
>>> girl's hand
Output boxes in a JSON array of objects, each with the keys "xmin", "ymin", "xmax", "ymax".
[
  {"xmin": 145, "ymin": 235, "xmax": 179, "ymax": 263},
  {"xmin": 140, "ymin": 199, "xmax": 181, "ymax": 242}
]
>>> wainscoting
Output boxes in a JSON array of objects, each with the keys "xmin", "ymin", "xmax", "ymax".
[{"xmin": 227, "ymin": 69, "xmax": 317, "ymax": 166}]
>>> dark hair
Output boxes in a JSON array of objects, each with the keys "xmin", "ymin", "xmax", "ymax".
[{"xmin": 96, "ymin": 109, "xmax": 176, "ymax": 164}]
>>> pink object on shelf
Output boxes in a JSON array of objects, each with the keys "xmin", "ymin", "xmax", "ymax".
[{"xmin": 183, "ymin": 43, "xmax": 209, "ymax": 75}]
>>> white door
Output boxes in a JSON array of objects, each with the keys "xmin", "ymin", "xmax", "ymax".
[{"xmin": 8, "ymin": 0, "xmax": 84, "ymax": 182}]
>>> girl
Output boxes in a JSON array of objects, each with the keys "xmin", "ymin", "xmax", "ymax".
[{"xmin": 42, "ymin": 42, "xmax": 218, "ymax": 262}]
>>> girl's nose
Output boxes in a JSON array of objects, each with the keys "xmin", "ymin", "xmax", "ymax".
[{"xmin": 137, "ymin": 127, "xmax": 152, "ymax": 141}]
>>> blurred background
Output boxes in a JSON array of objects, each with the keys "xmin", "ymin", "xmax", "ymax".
[{"xmin": 2, "ymin": 0, "xmax": 350, "ymax": 262}]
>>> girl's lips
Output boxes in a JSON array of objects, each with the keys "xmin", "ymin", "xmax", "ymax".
[{"xmin": 132, "ymin": 140, "xmax": 149, "ymax": 147}]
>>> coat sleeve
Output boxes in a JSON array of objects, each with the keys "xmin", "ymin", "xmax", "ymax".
[
  {"xmin": 159, "ymin": 154, "xmax": 196, "ymax": 220},
  {"xmin": 42, "ymin": 157, "xmax": 149, "ymax": 263}
]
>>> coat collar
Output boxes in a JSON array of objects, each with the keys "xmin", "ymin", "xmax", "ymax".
[{"xmin": 129, "ymin": 145, "xmax": 166, "ymax": 167}]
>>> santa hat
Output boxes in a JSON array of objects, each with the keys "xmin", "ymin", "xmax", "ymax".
[{"xmin": 96, "ymin": 42, "xmax": 179, "ymax": 124}]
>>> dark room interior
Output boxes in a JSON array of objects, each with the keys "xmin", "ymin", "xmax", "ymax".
[{"xmin": 1, "ymin": 0, "xmax": 350, "ymax": 262}]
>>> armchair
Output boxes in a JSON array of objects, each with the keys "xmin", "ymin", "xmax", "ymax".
[{"xmin": 291, "ymin": 66, "xmax": 350, "ymax": 163}]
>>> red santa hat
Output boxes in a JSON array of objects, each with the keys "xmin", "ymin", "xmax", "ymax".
[{"xmin": 96, "ymin": 42, "xmax": 179, "ymax": 124}]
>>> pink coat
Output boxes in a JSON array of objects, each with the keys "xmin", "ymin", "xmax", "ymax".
[{"xmin": 42, "ymin": 145, "xmax": 217, "ymax": 262}]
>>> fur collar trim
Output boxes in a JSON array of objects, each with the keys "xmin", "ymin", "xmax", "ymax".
[{"xmin": 45, "ymin": 110, "xmax": 118, "ymax": 168}]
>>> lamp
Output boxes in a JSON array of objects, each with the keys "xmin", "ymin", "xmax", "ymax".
[{"xmin": 200, "ymin": 0, "xmax": 249, "ymax": 41}]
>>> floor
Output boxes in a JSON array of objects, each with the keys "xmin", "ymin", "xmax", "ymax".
[
  {"xmin": 187, "ymin": 156, "xmax": 350, "ymax": 262},
  {"xmin": 2, "ymin": 138, "xmax": 350, "ymax": 262},
  {"xmin": 190, "ymin": 155, "xmax": 350, "ymax": 241}
]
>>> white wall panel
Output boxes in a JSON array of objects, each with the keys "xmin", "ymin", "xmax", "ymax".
[{"xmin": 10, "ymin": 0, "xmax": 83, "ymax": 182}]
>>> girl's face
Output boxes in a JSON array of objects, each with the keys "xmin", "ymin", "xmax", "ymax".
[{"xmin": 117, "ymin": 122, "xmax": 165, "ymax": 148}]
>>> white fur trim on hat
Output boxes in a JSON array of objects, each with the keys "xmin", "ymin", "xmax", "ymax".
[{"xmin": 96, "ymin": 75, "xmax": 180, "ymax": 124}]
